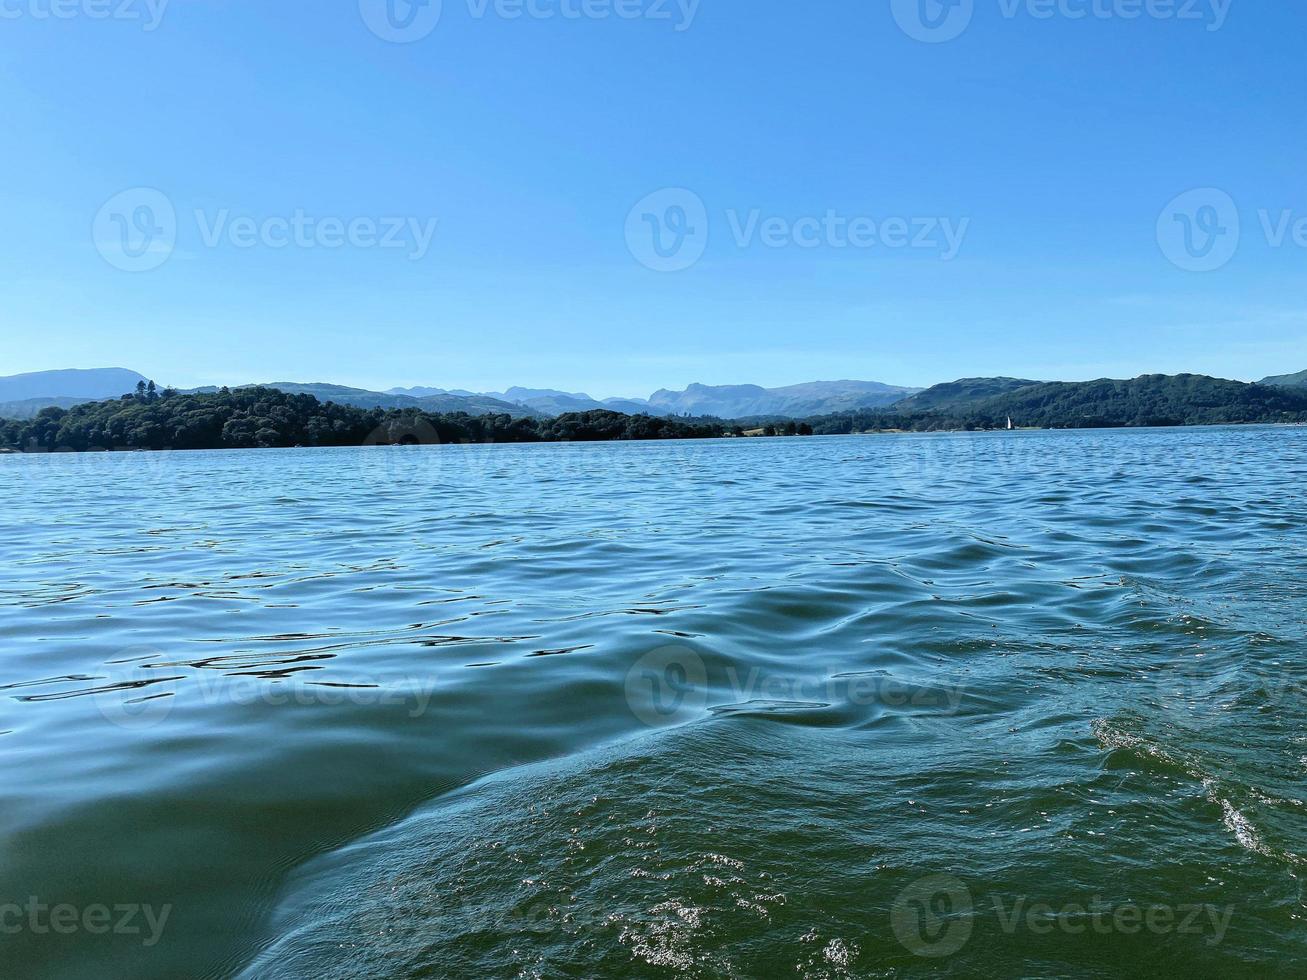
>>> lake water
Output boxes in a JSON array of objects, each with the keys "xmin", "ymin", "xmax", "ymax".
[{"xmin": 2, "ymin": 428, "xmax": 1305, "ymax": 978}]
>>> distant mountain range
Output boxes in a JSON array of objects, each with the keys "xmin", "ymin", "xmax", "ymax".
[
  {"xmin": 4, "ymin": 367, "xmax": 1307, "ymax": 424},
  {"xmin": 388, "ymin": 380, "xmax": 920, "ymax": 418},
  {"xmin": 186, "ymin": 383, "xmax": 541, "ymax": 419},
  {"xmin": 0, "ymin": 368, "xmax": 151, "ymax": 420},
  {"xmin": 0, "ymin": 367, "xmax": 148, "ymax": 400},
  {"xmin": 386, "ymin": 385, "xmax": 609, "ymax": 415},
  {"xmin": 645, "ymin": 380, "xmax": 919, "ymax": 418},
  {"xmin": 1, "ymin": 371, "xmax": 918, "ymax": 420}
]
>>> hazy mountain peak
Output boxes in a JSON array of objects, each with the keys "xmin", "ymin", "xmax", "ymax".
[
  {"xmin": 0, "ymin": 367, "xmax": 149, "ymax": 401},
  {"xmin": 647, "ymin": 380, "xmax": 921, "ymax": 418},
  {"xmin": 501, "ymin": 387, "xmax": 595, "ymax": 402},
  {"xmin": 387, "ymin": 386, "xmax": 448, "ymax": 397}
]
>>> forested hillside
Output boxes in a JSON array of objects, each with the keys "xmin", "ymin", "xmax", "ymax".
[{"xmin": 0, "ymin": 387, "xmax": 726, "ymax": 452}]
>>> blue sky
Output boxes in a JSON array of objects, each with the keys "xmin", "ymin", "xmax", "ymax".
[{"xmin": 1, "ymin": 0, "xmax": 1304, "ymax": 397}]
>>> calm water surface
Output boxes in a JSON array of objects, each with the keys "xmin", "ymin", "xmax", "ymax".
[{"xmin": 2, "ymin": 429, "xmax": 1305, "ymax": 978}]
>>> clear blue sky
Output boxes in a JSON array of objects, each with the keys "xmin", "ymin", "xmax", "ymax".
[{"xmin": 2, "ymin": 0, "xmax": 1303, "ymax": 397}]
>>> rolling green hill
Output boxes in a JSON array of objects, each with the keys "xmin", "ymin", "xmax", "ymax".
[
  {"xmin": 891, "ymin": 377, "xmax": 1042, "ymax": 411},
  {"xmin": 972, "ymin": 374, "xmax": 1307, "ymax": 427},
  {"xmin": 189, "ymin": 382, "xmax": 541, "ymax": 419},
  {"xmin": 1261, "ymin": 369, "xmax": 1307, "ymax": 388},
  {"xmin": 806, "ymin": 374, "xmax": 1307, "ymax": 433}
]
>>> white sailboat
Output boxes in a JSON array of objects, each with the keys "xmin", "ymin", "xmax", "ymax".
[{"xmin": 1006, "ymin": 416, "xmax": 1014, "ymax": 430}]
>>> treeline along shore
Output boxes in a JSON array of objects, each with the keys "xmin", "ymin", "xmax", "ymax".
[
  {"xmin": 0, "ymin": 387, "xmax": 730, "ymax": 453},
  {"xmin": 2, "ymin": 374, "xmax": 1307, "ymax": 453},
  {"xmin": 806, "ymin": 375, "xmax": 1307, "ymax": 433}
]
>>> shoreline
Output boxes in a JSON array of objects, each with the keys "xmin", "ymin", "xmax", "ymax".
[{"xmin": 5, "ymin": 421, "xmax": 1307, "ymax": 457}]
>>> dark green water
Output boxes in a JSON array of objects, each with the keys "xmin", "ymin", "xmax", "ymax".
[{"xmin": 2, "ymin": 429, "xmax": 1304, "ymax": 978}]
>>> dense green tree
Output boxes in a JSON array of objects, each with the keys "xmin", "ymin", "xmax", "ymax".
[
  {"xmin": 804, "ymin": 376, "xmax": 1307, "ymax": 434},
  {"xmin": 0, "ymin": 388, "xmax": 729, "ymax": 453}
]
